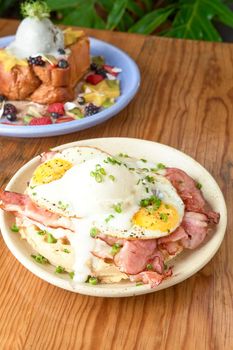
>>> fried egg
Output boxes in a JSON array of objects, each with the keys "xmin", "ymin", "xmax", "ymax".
[
  {"xmin": 27, "ymin": 146, "xmax": 185, "ymax": 282},
  {"xmin": 27, "ymin": 146, "xmax": 184, "ymax": 239}
]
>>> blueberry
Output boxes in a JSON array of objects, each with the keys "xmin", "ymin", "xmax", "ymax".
[
  {"xmin": 90, "ymin": 62, "xmax": 98, "ymax": 71},
  {"xmin": 77, "ymin": 96, "xmax": 85, "ymax": 105},
  {"xmin": 58, "ymin": 48, "xmax": 66, "ymax": 55},
  {"xmin": 58, "ymin": 59, "xmax": 69, "ymax": 69},
  {"xmin": 95, "ymin": 68, "xmax": 107, "ymax": 78},
  {"xmin": 85, "ymin": 103, "xmax": 100, "ymax": 116},
  {"xmin": 51, "ymin": 112, "xmax": 61, "ymax": 119},
  {"xmin": 28, "ymin": 56, "xmax": 45, "ymax": 67},
  {"xmin": 6, "ymin": 113, "xmax": 17, "ymax": 122},
  {"xmin": 3, "ymin": 103, "xmax": 17, "ymax": 116}
]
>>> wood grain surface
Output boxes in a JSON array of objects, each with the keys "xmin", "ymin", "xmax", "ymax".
[{"xmin": 0, "ymin": 19, "xmax": 232, "ymax": 350}]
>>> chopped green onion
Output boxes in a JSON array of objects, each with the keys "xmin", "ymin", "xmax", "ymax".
[
  {"xmin": 105, "ymin": 157, "xmax": 121, "ymax": 165},
  {"xmin": 152, "ymin": 199, "xmax": 162, "ymax": 211},
  {"xmin": 159, "ymin": 213, "xmax": 168, "ymax": 222},
  {"xmin": 90, "ymin": 165, "xmax": 107, "ymax": 183},
  {"xmin": 55, "ymin": 265, "xmax": 65, "ymax": 273},
  {"xmin": 95, "ymin": 173, "xmax": 102, "ymax": 183},
  {"xmin": 46, "ymin": 233, "xmax": 57, "ymax": 244},
  {"xmin": 140, "ymin": 198, "xmax": 149, "ymax": 207},
  {"xmin": 11, "ymin": 224, "xmax": 19, "ymax": 232},
  {"xmin": 99, "ymin": 167, "xmax": 106, "ymax": 175},
  {"xmin": 105, "ymin": 214, "xmax": 115, "ymax": 223},
  {"xmin": 140, "ymin": 158, "xmax": 147, "ymax": 163},
  {"xmin": 113, "ymin": 203, "xmax": 122, "ymax": 213},
  {"xmin": 31, "ymin": 254, "xmax": 48, "ymax": 264},
  {"xmin": 118, "ymin": 153, "xmax": 129, "ymax": 158},
  {"xmin": 146, "ymin": 263, "xmax": 153, "ymax": 270},
  {"xmin": 69, "ymin": 271, "xmax": 75, "ymax": 279},
  {"xmin": 109, "ymin": 175, "xmax": 115, "ymax": 181},
  {"xmin": 157, "ymin": 163, "xmax": 166, "ymax": 169},
  {"xmin": 111, "ymin": 243, "xmax": 121, "ymax": 255},
  {"xmin": 136, "ymin": 282, "xmax": 143, "ymax": 286},
  {"xmin": 145, "ymin": 175, "xmax": 155, "ymax": 183},
  {"xmin": 63, "ymin": 249, "xmax": 70, "ymax": 254},
  {"xmin": 140, "ymin": 195, "xmax": 161, "ymax": 210},
  {"xmin": 58, "ymin": 201, "xmax": 69, "ymax": 211},
  {"xmin": 196, "ymin": 182, "xmax": 202, "ymax": 190},
  {"xmin": 90, "ymin": 227, "xmax": 99, "ymax": 238},
  {"xmin": 37, "ymin": 230, "xmax": 47, "ymax": 236},
  {"xmin": 88, "ymin": 276, "xmax": 98, "ymax": 285}
]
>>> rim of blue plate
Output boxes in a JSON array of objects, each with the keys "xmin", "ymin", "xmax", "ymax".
[{"xmin": 0, "ymin": 35, "xmax": 140, "ymax": 138}]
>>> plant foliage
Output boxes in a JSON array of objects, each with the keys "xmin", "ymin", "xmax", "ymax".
[{"xmin": 1, "ymin": 0, "xmax": 233, "ymax": 42}]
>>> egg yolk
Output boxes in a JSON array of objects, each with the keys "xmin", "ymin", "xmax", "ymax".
[
  {"xmin": 132, "ymin": 203, "xmax": 180, "ymax": 232},
  {"xmin": 32, "ymin": 158, "xmax": 72, "ymax": 185}
]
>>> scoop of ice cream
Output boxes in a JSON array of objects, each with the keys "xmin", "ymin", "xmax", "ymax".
[{"xmin": 7, "ymin": 17, "xmax": 64, "ymax": 59}]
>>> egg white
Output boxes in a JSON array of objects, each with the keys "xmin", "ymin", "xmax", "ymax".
[{"xmin": 27, "ymin": 146, "xmax": 184, "ymax": 239}]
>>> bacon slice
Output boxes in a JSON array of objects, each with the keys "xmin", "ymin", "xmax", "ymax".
[
  {"xmin": 180, "ymin": 212, "xmax": 209, "ymax": 249},
  {"xmin": 91, "ymin": 238, "xmax": 114, "ymax": 262},
  {"xmin": 114, "ymin": 239, "xmax": 157, "ymax": 274},
  {"xmin": 150, "ymin": 250, "xmax": 164, "ymax": 274},
  {"xmin": 157, "ymin": 227, "xmax": 187, "ymax": 255},
  {"xmin": 158, "ymin": 226, "xmax": 187, "ymax": 244},
  {"xmin": 99, "ymin": 234, "xmax": 165, "ymax": 274},
  {"xmin": 98, "ymin": 233, "xmax": 125, "ymax": 246},
  {"xmin": 0, "ymin": 190, "xmax": 74, "ymax": 231},
  {"xmin": 40, "ymin": 151, "xmax": 58, "ymax": 163},
  {"xmin": 130, "ymin": 269, "xmax": 172, "ymax": 288},
  {"xmin": 165, "ymin": 168, "xmax": 220, "ymax": 224},
  {"xmin": 157, "ymin": 213, "xmax": 210, "ymax": 250}
]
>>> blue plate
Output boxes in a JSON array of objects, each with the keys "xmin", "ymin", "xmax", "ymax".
[{"xmin": 0, "ymin": 35, "xmax": 140, "ymax": 138}]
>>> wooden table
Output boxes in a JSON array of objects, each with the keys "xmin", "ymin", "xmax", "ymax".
[{"xmin": 0, "ymin": 19, "xmax": 232, "ymax": 350}]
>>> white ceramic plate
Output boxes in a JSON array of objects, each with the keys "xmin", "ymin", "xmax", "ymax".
[{"xmin": 0, "ymin": 138, "xmax": 227, "ymax": 297}]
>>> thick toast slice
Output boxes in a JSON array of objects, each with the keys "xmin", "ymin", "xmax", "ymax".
[{"xmin": 0, "ymin": 35, "xmax": 90, "ymax": 104}]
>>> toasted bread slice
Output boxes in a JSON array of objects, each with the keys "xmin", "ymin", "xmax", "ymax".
[
  {"xmin": 0, "ymin": 35, "xmax": 90, "ymax": 104},
  {"xmin": 0, "ymin": 60, "xmax": 40, "ymax": 100}
]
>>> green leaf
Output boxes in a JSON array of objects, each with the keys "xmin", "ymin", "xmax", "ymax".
[
  {"xmin": 128, "ymin": 6, "xmax": 175, "ymax": 35},
  {"xmin": 205, "ymin": 0, "xmax": 233, "ymax": 28},
  {"xmin": 140, "ymin": 0, "xmax": 154, "ymax": 12},
  {"xmin": 199, "ymin": 14, "xmax": 222, "ymax": 41},
  {"xmin": 106, "ymin": 0, "xmax": 128, "ymax": 30},
  {"xmin": 98, "ymin": 0, "xmax": 115, "ymax": 12},
  {"xmin": 62, "ymin": 2, "xmax": 105, "ymax": 29},
  {"xmin": 127, "ymin": 0, "xmax": 145, "ymax": 18},
  {"xmin": 47, "ymin": 0, "xmax": 83, "ymax": 10},
  {"xmin": 163, "ymin": 0, "xmax": 232, "ymax": 41},
  {"xmin": 118, "ymin": 11, "xmax": 134, "ymax": 31}
]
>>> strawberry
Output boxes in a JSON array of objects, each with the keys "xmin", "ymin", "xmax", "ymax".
[
  {"xmin": 47, "ymin": 103, "xmax": 65, "ymax": 115},
  {"xmin": 86, "ymin": 74, "xmax": 104, "ymax": 85},
  {"xmin": 103, "ymin": 65, "xmax": 118, "ymax": 77},
  {"xmin": 55, "ymin": 117, "xmax": 75, "ymax": 123},
  {"xmin": 29, "ymin": 117, "xmax": 53, "ymax": 126}
]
